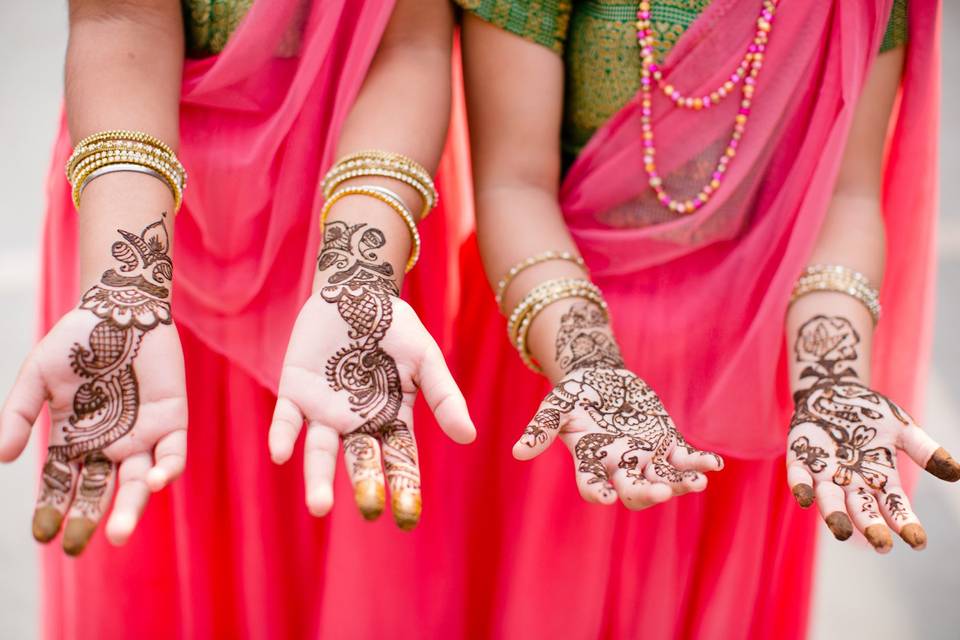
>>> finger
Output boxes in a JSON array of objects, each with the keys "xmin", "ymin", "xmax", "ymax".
[
  {"xmin": 669, "ymin": 434, "xmax": 724, "ymax": 472},
  {"xmin": 513, "ymin": 402, "xmax": 564, "ymax": 461},
  {"xmin": 846, "ymin": 488, "xmax": 893, "ymax": 553},
  {"xmin": 105, "ymin": 452, "xmax": 152, "ymax": 546},
  {"xmin": 62, "ymin": 451, "xmax": 117, "ymax": 556},
  {"xmin": 32, "ymin": 450, "xmax": 79, "ymax": 543},
  {"xmin": 898, "ymin": 424, "xmax": 960, "ymax": 481},
  {"xmin": 643, "ymin": 459, "xmax": 706, "ymax": 495},
  {"xmin": 418, "ymin": 344, "xmax": 476, "ymax": 445},
  {"xmin": 382, "ymin": 422, "xmax": 422, "ymax": 530},
  {"xmin": 610, "ymin": 467, "xmax": 671, "ymax": 510},
  {"xmin": 146, "ymin": 428, "xmax": 187, "ymax": 491},
  {"xmin": 304, "ymin": 422, "xmax": 340, "ymax": 518},
  {"xmin": 878, "ymin": 486, "xmax": 926, "ymax": 550},
  {"xmin": 0, "ymin": 357, "xmax": 46, "ymax": 462},
  {"xmin": 572, "ymin": 433, "xmax": 617, "ymax": 505},
  {"xmin": 787, "ymin": 463, "xmax": 815, "ymax": 508},
  {"xmin": 815, "ymin": 482, "xmax": 853, "ymax": 541},
  {"xmin": 342, "ymin": 432, "xmax": 385, "ymax": 522},
  {"xmin": 269, "ymin": 396, "xmax": 305, "ymax": 465}
]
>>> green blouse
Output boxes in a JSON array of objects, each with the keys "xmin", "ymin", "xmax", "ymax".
[
  {"xmin": 459, "ymin": 0, "xmax": 908, "ymax": 159},
  {"xmin": 182, "ymin": 0, "xmax": 254, "ymax": 57}
]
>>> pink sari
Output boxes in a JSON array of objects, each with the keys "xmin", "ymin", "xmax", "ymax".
[
  {"xmin": 37, "ymin": 1, "xmax": 470, "ymax": 637},
  {"xmin": 447, "ymin": 0, "xmax": 939, "ymax": 637},
  {"xmin": 34, "ymin": 0, "xmax": 937, "ymax": 637}
]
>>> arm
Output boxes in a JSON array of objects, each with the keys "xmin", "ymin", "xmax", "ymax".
[
  {"xmin": 786, "ymin": 48, "xmax": 960, "ymax": 552},
  {"xmin": 461, "ymin": 16, "xmax": 722, "ymax": 509},
  {"xmin": 0, "ymin": 0, "xmax": 188, "ymax": 556},
  {"xmin": 269, "ymin": 0, "xmax": 475, "ymax": 530}
]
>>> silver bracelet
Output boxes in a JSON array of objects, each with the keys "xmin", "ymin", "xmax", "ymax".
[{"xmin": 77, "ymin": 163, "xmax": 171, "ymax": 203}]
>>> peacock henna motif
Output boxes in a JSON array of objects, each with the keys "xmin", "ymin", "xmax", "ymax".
[
  {"xmin": 317, "ymin": 221, "xmax": 420, "ymax": 529},
  {"xmin": 789, "ymin": 316, "xmax": 904, "ymax": 492},
  {"xmin": 38, "ymin": 214, "xmax": 173, "ymax": 524}
]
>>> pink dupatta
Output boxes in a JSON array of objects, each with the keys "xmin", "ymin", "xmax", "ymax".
[
  {"xmin": 559, "ymin": 0, "xmax": 939, "ymax": 458},
  {"xmin": 39, "ymin": 0, "xmax": 477, "ymax": 398}
]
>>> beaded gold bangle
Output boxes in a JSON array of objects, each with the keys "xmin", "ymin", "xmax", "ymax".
[
  {"xmin": 506, "ymin": 278, "xmax": 608, "ymax": 373},
  {"xmin": 789, "ymin": 264, "xmax": 881, "ymax": 324},
  {"xmin": 322, "ymin": 150, "xmax": 438, "ymax": 220},
  {"xmin": 70, "ymin": 151, "xmax": 184, "ymax": 211},
  {"xmin": 495, "ymin": 251, "xmax": 587, "ymax": 311},
  {"xmin": 67, "ymin": 138, "xmax": 184, "ymax": 181},
  {"xmin": 323, "ymin": 166, "xmax": 435, "ymax": 219},
  {"xmin": 66, "ymin": 130, "xmax": 186, "ymax": 212},
  {"xmin": 320, "ymin": 185, "xmax": 421, "ymax": 272},
  {"xmin": 71, "ymin": 129, "xmax": 175, "ymax": 157}
]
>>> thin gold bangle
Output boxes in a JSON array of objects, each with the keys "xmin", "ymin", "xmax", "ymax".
[
  {"xmin": 789, "ymin": 264, "xmax": 881, "ymax": 324},
  {"xmin": 495, "ymin": 251, "xmax": 587, "ymax": 311},
  {"xmin": 509, "ymin": 281, "xmax": 608, "ymax": 373},
  {"xmin": 71, "ymin": 153, "xmax": 183, "ymax": 211},
  {"xmin": 323, "ymin": 151, "xmax": 437, "ymax": 219},
  {"xmin": 320, "ymin": 185, "xmax": 421, "ymax": 272}
]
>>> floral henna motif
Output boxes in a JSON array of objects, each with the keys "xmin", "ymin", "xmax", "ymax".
[
  {"xmin": 790, "ymin": 316, "xmax": 903, "ymax": 492},
  {"xmin": 38, "ymin": 215, "xmax": 173, "ymax": 520},
  {"xmin": 317, "ymin": 221, "xmax": 420, "ymax": 528}
]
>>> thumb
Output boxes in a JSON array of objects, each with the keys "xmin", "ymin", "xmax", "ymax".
[
  {"xmin": 0, "ymin": 355, "xmax": 46, "ymax": 462},
  {"xmin": 417, "ymin": 343, "xmax": 476, "ymax": 445}
]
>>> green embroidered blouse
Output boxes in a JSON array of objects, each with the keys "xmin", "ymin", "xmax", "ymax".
[
  {"xmin": 458, "ymin": 0, "xmax": 908, "ymax": 159},
  {"xmin": 182, "ymin": 0, "xmax": 254, "ymax": 57}
]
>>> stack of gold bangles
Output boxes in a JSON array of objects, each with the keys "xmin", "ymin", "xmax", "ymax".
[
  {"xmin": 497, "ymin": 250, "xmax": 604, "ymax": 373},
  {"xmin": 320, "ymin": 150, "xmax": 436, "ymax": 273},
  {"xmin": 66, "ymin": 130, "xmax": 186, "ymax": 212},
  {"xmin": 790, "ymin": 264, "xmax": 881, "ymax": 324}
]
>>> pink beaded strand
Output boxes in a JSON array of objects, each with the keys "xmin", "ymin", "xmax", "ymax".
[{"xmin": 636, "ymin": 0, "xmax": 779, "ymax": 214}]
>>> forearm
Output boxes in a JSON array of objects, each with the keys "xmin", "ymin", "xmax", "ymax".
[
  {"xmin": 320, "ymin": 0, "xmax": 455, "ymax": 289},
  {"xmin": 66, "ymin": 0, "xmax": 184, "ymax": 289},
  {"xmin": 786, "ymin": 195, "xmax": 884, "ymax": 389},
  {"xmin": 475, "ymin": 188, "xmax": 613, "ymax": 382}
]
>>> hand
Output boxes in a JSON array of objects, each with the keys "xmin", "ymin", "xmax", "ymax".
[
  {"xmin": 787, "ymin": 315, "xmax": 960, "ymax": 552},
  {"xmin": 0, "ymin": 215, "xmax": 187, "ymax": 555},
  {"xmin": 515, "ymin": 366, "xmax": 724, "ymax": 509},
  {"xmin": 269, "ymin": 221, "xmax": 475, "ymax": 530}
]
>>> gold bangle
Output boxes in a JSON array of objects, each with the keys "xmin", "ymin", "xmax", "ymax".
[
  {"xmin": 320, "ymin": 185, "xmax": 421, "ymax": 272},
  {"xmin": 66, "ymin": 130, "xmax": 186, "ymax": 212},
  {"xmin": 515, "ymin": 288, "xmax": 608, "ymax": 373},
  {"xmin": 495, "ymin": 251, "xmax": 587, "ymax": 311},
  {"xmin": 323, "ymin": 166, "xmax": 435, "ymax": 220},
  {"xmin": 323, "ymin": 150, "xmax": 437, "ymax": 220},
  {"xmin": 506, "ymin": 278, "xmax": 608, "ymax": 373},
  {"xmin": 67, "ymin": 139, "xmax": 184, "ymax": 182},
  {"xmin": 71, "ymin": 129, "xmax": 175, "ymax": 157},
  {"xmin": 70, "ymin": 152, "xmax": 183, "ymax": 211},
  {"xmin": 789, "ymin": 264, "xmax": 881, "ymax": 324}
]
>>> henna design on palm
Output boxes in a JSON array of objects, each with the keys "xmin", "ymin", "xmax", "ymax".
[
  {"xmin": 787, "ymin": 315, "xmax": 960, "ymax": 551},
  {"xmin": 34, "ymin": 216, "xmax": 173, "ymax": 550},
  {"xmin": 517, "ymin": 302, "xmax": 722, "ymax": 508},
  {"xmin": 317, "ymin": 222, "xmax": 421, "ymax": 528}
]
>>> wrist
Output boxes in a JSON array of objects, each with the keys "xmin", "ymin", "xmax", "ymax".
[
  {"xmin": 527, "ymin": 299, "xmax": 624, "ymax": 383},
  {"xmin": 77, "ymin": 173, "xmax": 176, "ymax": 289}
]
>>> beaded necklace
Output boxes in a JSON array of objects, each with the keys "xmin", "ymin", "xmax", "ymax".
[{"xmin": 636, "ymin": 0, "xmax": 779, "ymax": 214}]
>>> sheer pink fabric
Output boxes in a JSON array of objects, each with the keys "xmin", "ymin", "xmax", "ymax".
[
  {"xmin": 33, "ymin": 0, "xmax": 938, "ymax": 636},
  {"xmin": 443, "ymin": 0, "xmax": 939, "ymax": 637},
  {"xmin": 556, "ymin": 0, "xmax": 939, "ymax": 458}
]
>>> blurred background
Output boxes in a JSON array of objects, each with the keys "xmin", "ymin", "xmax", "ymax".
[{"xmin": 0, "ymin": 4, "xmax": 957, "ymax": 639}]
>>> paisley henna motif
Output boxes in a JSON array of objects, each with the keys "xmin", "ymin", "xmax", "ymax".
[
  {"xmin": 317, "ymin": 221, "xmax": 420, "ymax": 528},
  {"xmin": 38, "ymin": 214, "xmax": 173, "ymax": 526}
]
